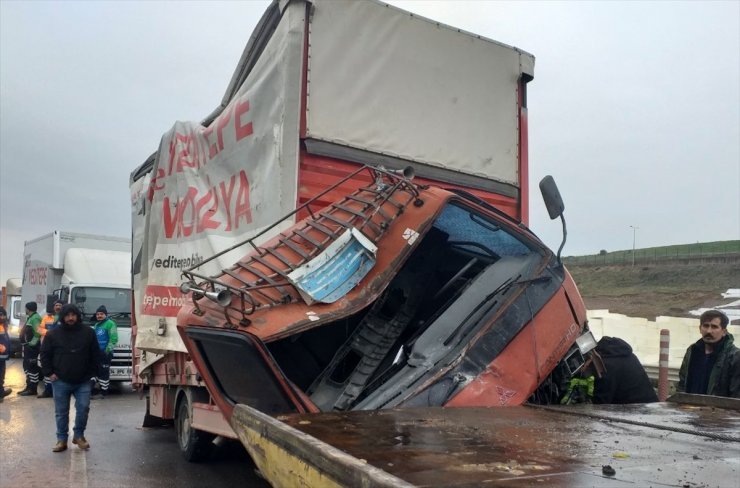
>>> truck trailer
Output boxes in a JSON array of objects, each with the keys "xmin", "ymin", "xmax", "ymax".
[
  {"xmin": 130, "ymin": 0, "xmax": 594, "ymax": 462},
  {"xmin": 22, "ymin": 231, "xmax": 133, "ymax": 382}
]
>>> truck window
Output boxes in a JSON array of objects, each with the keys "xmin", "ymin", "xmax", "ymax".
[
  {"xmin": 11, "ymin": 298, "xmax": 21, "ymax": 320},
  {"xmin": 71, "ymin": 287, "xmax": 132, "ymax": 325},
  {"xmin": 434, "ymin": 203, "xmax": 533, "ymax": 258}
]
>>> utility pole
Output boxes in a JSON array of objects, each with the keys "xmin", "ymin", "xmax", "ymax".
[{"xmin": 630, "ymin": 225, "xmax": 639, "ymax": 266}]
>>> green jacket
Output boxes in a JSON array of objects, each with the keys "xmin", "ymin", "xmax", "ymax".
[
  {"xmin": 677, "ymin": 333, "xmax": 740, "ymax": 398},
  {"xmin": 22, "ymin": 312, "xmax": 42, "ymax": 347},
  {"xmin": 94, "ymin": 317, "xmax": 118, "ymax": 354}
]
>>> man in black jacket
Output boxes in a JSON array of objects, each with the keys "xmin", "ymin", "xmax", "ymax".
[
  {"xmin": 592, "ymin": 336, "xmax": 658, "ymax": 404},
  {"xmin": 40, "ymin": 304, "xmax": 99, "ymax": 453}
]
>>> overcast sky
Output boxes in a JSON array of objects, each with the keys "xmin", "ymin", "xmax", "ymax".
[{"xmin": 1, "ymin": 0, "xmax": 738, "ymax": 286}]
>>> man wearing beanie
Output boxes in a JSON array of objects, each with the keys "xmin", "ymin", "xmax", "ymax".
[
  {"xmin": 0, "ymin": 307, "xmax": 12, "ymax": 401},
  {"xmin": 40, "ymin": 304, "xmax": 99, "ymax": 452},
  {"xmin": 18, "ymin": 301, "xmax": 42, "ymax": 396},
  {"xmin": 92, "ymin": 305, "xmax": 118, "ymax": 399}
]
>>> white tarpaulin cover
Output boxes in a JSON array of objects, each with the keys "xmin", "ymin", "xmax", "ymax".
[
  {"xmin": 130, "ymin": 0, "xmax": 534, "ymax": 363},
  {"xmin": 306, "ymin": 0, "xmax": 534, "ymax": 187},
  {"xmin": 131, "ymin": 3, "xmax": 305, "ymax": 355}
]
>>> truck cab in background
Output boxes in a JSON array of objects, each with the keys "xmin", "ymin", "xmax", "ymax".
[{"xmin": 2, "ymin": 278, "xmax": 23, "ymax": 356}]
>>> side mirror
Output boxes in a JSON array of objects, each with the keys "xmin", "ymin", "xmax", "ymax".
[
  {"xmin": 539, "ymin": 175, "xmax": 565, "ymax": 220},
  {"xmin": 538, "ymin": 175, "xmax": 567, "ymax": 265}
]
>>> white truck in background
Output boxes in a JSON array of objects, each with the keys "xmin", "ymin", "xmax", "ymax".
[
  {"xmin": 22, "ymin": 231, "xmax": 133, "ymax": 382},
  {"xmin": 2, "ymin": 278, "xmax": 23, "ymax": 356}
]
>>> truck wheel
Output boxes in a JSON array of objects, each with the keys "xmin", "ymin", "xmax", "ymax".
[{"xmin": 175, "ymin": 396, "xmax": 215, "ymax": 462}]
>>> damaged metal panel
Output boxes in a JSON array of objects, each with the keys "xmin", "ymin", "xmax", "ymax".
[{"xmin": 287, "ymin": 228, "xmax": 378, "ymax": 304}]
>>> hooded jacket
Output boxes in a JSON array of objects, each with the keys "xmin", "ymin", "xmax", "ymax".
[
  {"xmin": 593, "ymin": 336, "xmax": 658, "ymax": 404},
  {"xmin": 40, "ymin": 304, "xmax": 99, "ymax": 384},
  {"xmin": 93, "ymin": 316, "xmax": 118, "ymax": 354},
  {"xmin": 0, "ymin": 310, "xmax": 10, "ymax": 360},
  {"xmin": 678, "ymin": 333, "xmax": 740, "ymax": 398}
]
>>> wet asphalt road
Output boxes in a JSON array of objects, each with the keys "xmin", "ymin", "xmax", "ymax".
[{"xmin": 0, "ymin": 358, "xmax": 270, "ymax": 488}]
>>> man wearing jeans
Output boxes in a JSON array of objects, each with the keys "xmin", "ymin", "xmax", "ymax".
[
  {"xmin": 40, "ymin": 304, "xmax": 99, "ymax": 452},
  {"xmin": 0, "ymin": 307, "xmax": 12, "ymax": 401}
]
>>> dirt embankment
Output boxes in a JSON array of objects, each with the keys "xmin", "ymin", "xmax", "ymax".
[{"xmin": 566, "ymin": 262, "xmax": 740, "ymax": 320}]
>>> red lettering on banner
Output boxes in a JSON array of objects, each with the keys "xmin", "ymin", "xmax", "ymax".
[
  {"xmin": 218, "ymin": 177, "xmax": 236, "ymax": 232},
  {"xmin": 234, "ymin": 98, "xmax": 253, "ymax": 141},
  {"xmin": 140, "ymin": 285, "xmax": 188, "ymax": 317},
  {"xmin": 202, "ymin": 99, "xmax": 245, "ymax": 160},
  {"xmin": 148, "ymin": 168, "xmax": 166, "ymax": 202},
  {"xmin": 148, "ymin": 94, "xmax": 255, "ymax": 197},
  {"xmin": 202, "ymin": 125, "xmax": 217, "ymax": 159},
  {"xmin": 168, "ymin": 132, "xmax": 203, "ymax": 175},
  {"xmin": 27, "ymin": 266, "xmax": 48, "ymax": 286},
  {"xmin": 161, "ymin": 170, "xmax": 252, "ymax": 238},
  {"xmin": 163, "ymin": 187, "xmax": 196, "ymax": 238},
  {"xmin": 234, "ymin": 171, "xmax": 253, "ymax": 229},
  {"xmin": 195, "ymin": 188, "xmax": 219, "ymax": 233}
]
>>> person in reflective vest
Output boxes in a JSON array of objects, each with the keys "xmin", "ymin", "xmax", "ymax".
[
  {"xmin": 92, "ymin": 305, "xmax": 118, "ymax": 399},
  {"xmin": 38, "ymin": 300, "xmax": 64, "ymax": 398},
  {"xmin": 18, "ymin": 301, "xmax": 42, "ymax": 396}
]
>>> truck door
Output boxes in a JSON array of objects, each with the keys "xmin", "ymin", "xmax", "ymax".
[{"xmin": 183, "ymin": 328, "xmax": 315, "ymax": 419}]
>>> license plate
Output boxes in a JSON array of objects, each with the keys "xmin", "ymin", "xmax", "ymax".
[{"xmin": 110, "ymin": 367, "xmax": 132, "ymax": 378}]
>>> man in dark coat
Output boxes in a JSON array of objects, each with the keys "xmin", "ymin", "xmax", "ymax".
[
  {"xmin": 0, "ymin": 307, "xmax": 12, "ymax": 400},
  {"xmin": 40, "ymin": 304, "xmax": 99, "ymax": 452},
  {"xmin": 677, "ymin": 309, "xmax": 740, "ymax": 398},
  {"xmin": 592, "ymin": 336, "xmax": 658, "ymax": 404}
]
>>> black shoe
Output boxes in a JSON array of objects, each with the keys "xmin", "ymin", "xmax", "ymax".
[
  {"xmin": 2, "ymin": 387, "xmax": 11, "ymax": 397},
  {"xmin": 37, "ymin": 390, "xmax": 53, "ymax": 398},
  {"xmin": 18, "ymin": 389, "xmax": 37, "ymax": 396}
]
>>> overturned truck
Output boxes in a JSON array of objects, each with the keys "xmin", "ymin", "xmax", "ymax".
[{"xmin": 130, "ymin": 0, "xmax": 593, "ymax": 461}]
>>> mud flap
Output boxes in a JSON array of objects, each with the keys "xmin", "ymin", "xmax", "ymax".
[{"xmin": 142, "ymin": 395, "xmax": 174, "ymax": 428}]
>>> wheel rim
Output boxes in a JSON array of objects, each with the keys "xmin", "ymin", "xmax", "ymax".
[{"xmin": 177, "ymin": 402, "xmax": 191, "ymax": 448}]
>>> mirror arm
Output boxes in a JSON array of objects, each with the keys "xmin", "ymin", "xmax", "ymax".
[{"xmin": 556, "ymin": 214, "xmax": 567, "ymax": 266}]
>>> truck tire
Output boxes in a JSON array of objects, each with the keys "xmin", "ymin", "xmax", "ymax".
[{"xmin": 175, "ymin": 395, "xmax": 215, "ymax": 462}]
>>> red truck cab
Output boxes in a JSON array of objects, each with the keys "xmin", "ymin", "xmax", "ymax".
[{"xmin": 175, "ymin": 167, "xmax": 590, "ymax": 422}]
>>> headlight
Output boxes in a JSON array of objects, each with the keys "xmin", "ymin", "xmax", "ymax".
[{"xmin": 575, "ymin": 329, "xmax": 597, "ymax": 354}]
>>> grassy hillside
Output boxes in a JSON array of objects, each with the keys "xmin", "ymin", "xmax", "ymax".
[
  {"xmin": 564, "ymin": 240, "xmax": 740, "ymax": 266},
  {"xmin": 567, "ymin": 262, "xmax": 740, "ymax": 320}
]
